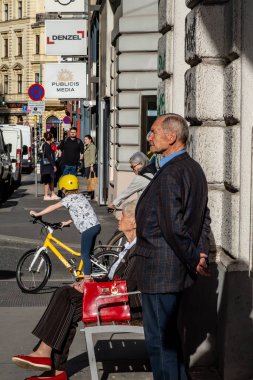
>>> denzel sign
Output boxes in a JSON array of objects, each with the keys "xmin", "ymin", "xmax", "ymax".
[{"xmin": 45, "ymin": 20, "xmax": 87, "ymax": 56}]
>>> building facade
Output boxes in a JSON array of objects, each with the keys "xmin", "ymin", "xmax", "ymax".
[
  {"xmin": 0, "ymin": 0, "xmax": 65, "ymax": 137},
  {"xmin": 89, "ymin": 0, "xmax": 253, "ymax": 379}
]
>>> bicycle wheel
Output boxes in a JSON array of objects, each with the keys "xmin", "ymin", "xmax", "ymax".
[
  {"xmin": 106, "ymin": 230, "xmax": 127, "ymax": 252},
  {"xmin": 16, "ymin": 249, "xmax": 51, "ymax": 293},
  {"xmin": 91, "ymin": 250, "xmax": 119, "ymax": 277}
]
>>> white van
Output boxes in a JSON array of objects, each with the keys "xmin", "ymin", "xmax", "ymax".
[
  {"xmin": 13, "ymin": 125, "xmax": 33, "ymax": 173},
  {"xmin": 0, "ymin": 125, "xmax": 23, "ymax": 187}
]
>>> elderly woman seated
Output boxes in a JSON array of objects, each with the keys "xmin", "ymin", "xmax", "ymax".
[
  {"xmin": 12, "ymin": 200, "xmax": 139, "ymax": 380},
  {"xmin": 108, "ymin": 151, "xmax": 156, "ymax": 211}
]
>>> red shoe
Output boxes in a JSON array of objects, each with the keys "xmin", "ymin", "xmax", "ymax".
[
  {"xmin": 12, "ymin": 355, "xmax": 52, "ymax": 371},
  {"xmin": 25, "ymin": 372, "xmax": 67, "ymax": 380}
]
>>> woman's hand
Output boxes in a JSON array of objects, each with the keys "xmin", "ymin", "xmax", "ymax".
[
  {"xmin": 54, "ymin": 166, "xmax": 57, "ymax": 172},
  {"xmin": 71, "ymin": 278, "xmax": 92, "ymax": 293}
]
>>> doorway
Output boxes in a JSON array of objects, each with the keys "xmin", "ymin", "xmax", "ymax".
[{"xmin": 141, "ymin": 95, "xmax": 157, "ymax": 158}]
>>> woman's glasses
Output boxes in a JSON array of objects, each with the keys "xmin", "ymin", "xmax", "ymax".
[{"xmin": 130, "ymin": 163, "xmax": 140, "ymax": 170}]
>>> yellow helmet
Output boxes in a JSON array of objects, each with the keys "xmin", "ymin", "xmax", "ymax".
[{"xmin": 58, "ymin": 175, "xmax": 79, "ymax": 191}]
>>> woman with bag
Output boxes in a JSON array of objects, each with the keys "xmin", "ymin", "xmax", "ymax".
[
  {"xmin": 41, "ymin": 132, "xmax": 60, "ymax": 201},
  {"xmin": 83, "ymin": 134, "xmax": 97, "ymax": 199},
  {"xmin": 12, "ymin": 201, "xmax": 140, "ymax": 380}
]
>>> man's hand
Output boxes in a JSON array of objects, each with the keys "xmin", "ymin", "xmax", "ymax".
[{"xmin": 196, "ymin": 253, "xmax": 210, "ymax": 277}]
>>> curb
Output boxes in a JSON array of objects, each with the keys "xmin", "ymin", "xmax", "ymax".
[{"xmin": 0, "ymin": 234, "xmax": 80, "ymax": 249}]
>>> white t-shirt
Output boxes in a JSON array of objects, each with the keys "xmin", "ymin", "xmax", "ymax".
[{"xmin": 61, "ymin": 193, "xmax": 100, "ymax": 233}]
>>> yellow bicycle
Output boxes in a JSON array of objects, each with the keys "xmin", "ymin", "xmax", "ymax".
[{"xmin": 16, "ymin": 217, "xmax": 119, "ymax": 293}]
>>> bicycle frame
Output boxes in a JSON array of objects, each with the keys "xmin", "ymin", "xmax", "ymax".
[
  {"xmin": 29, "ymin": 225, "xmax": 113, "ymax": 277},
  {"xmin": 30, "ymin": 226, "xmax": 83, "ymax": 276}
]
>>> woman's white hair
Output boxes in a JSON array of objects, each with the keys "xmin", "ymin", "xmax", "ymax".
[
  {"xmin": 122, "ymin": 200, "xmax": 137, "ymax": 218},
  {"xmin": 129, "ymin": 152, "xmax": 149, "ymax": 168}
]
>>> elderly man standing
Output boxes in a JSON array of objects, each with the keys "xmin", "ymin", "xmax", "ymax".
[{"xmin": 134, "ymin": 114, "xmax": 211, "ymax": 380}]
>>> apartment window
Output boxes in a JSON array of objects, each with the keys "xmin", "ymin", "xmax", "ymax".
[
  {"xmin": 17, "ymin": 36, "xmax": 22, "ymax": 56},
  {"xmin": 35, "ymin": 73, "xmax": 40, "ymax": 84},
  {"xmin": 4, "ymin": 39, "xmax": 8, "ymax": 58},
  {"xmin": 17, "ymin": 74, "xmax": 22, "ymax": 93},
  {"xmin": 18, "ymin": 1, "xmax": 22, "ymax": 18},
  {"xmin": 4, "ymin": 4, "xmax": 8, "ymax": 21},
  {"xmin": 4, "ymin": 75, "xmax": 8, "ymax": 94},
  {"xmin": 35, "ymin": 35, "xmax": 40, "ymax": 54}
]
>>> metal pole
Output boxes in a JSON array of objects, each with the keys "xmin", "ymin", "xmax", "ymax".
[{"xmin": 34, "ymin": 115, "xmax": 38, "ymax": 197}]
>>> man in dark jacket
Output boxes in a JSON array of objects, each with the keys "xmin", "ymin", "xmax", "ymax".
[
  {"xmin": 134, "ymin": 113, "xmax": 211, "ymax": 380},
  {"xmin": 58, "ymin": 127, "xmax": 84, "ymax": 176}
]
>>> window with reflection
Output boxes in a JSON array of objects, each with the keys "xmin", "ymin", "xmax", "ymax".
[
  {"xmin": 17, "ymin": 36, "xmax": 22, "ymax": 56},
  {"xmin": 4, "ymin": 75, "xmax": 8, "ymax": 94},
  {"xmin": 18, "ymin": 1, "xmax": 22, "ymax": 18},
  {"xmin": 4, "ymin": 39, "xmax": 8, "ymax": 57},
  {"xmin": 18, "ymin": 74, "xmax": 22, "ymax": 93},
  {"xmin": 4, "ymin": 4, "xmax": 8, "ymax": 21},
  {"xmin": 35, "ymin": 35, "xmax": 40, "ymax": 54}
]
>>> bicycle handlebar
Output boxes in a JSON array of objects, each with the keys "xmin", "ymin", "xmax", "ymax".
[{"xmin": 30, "ymin": 215, "xmax": 68, "ymax": 230}]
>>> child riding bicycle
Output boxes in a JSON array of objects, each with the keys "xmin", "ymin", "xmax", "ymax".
[{"xmin": 30, "ymin": 175, "xmax": 101, "ymax": 277}]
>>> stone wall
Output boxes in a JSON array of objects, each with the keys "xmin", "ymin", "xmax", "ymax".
[{"xmin": 108, "ymin": 0, "xmax": 160, "ymax": 203}]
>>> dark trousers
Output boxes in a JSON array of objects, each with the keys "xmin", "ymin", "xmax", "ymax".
[
  {"xmin": 81, "ymin": 224, "xmax": 101, "ymax": 275},
  {"xmin": 141, "ymin": 292, "xmax": 189, "ymax": 380},
  {"xmin": 32, "ymin": 286, "xmax": 83, "ymax": 371}
]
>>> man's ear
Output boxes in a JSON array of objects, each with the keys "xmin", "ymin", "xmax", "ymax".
[
  {"xmin": 132, "ymin": 219, "xmax": 137, "ymax": 229},
  {"xmin": 169, "ymin": 131, "xmax": 177, "ymax": 145}
]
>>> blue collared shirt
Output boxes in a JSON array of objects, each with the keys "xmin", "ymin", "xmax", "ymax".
[{"xmin": 159, "ymin": 149, "xmax": 186, "ymax": 168}]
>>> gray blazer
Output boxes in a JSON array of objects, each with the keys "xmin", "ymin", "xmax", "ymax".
[{"xmin": 134, "ymin": 152, "xmax": 211, "ymax": 293}]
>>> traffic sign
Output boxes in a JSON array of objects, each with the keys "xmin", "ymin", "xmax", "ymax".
[
  {"xmin": 28, "ymin": 101, "xmax": 45, "ymax": 115},
  {"xmin": 63, "ymin": 116, "xmax": 72, "ymax": 124},
  {"xmin": 28, "ymin": 84, "xmax": 45, "ymax": 101}
]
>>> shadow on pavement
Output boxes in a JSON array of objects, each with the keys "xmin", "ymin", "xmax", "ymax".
[
  {"xmin": 0, "ymin": 200, "xmax": 18, "ymax": 208},
  {"xmin": 0, "ymin": 270, "xmax": 16, "ymax": 279}
]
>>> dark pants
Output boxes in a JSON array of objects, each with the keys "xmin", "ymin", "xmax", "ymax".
[
  {"xmin": 32, "ymin": 286, "xmax": 83, "ymax": 371},
  {"xmin": 84, "ymin": 164, "xmax": 97, "ymax": 179},
  {"xmin": 63, "ymin": 165, "xmax": 77, "ymax": 176},
  {"xmin": 81, "ymin": 224, "xmax": 101, "ymax": 275},
  {"xmin": 141, "ymin": 292, "xmax": 189, "ymax": 380}
]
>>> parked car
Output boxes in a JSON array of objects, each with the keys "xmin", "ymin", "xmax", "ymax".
[
  {"xmin": 13, "ymin": 125, "xmax": 33, "ymax": 173},
  {"xmin": 0, "ymin": 125, "xmax": 23, "ymax": 188},
  {"xmin": 0, "ymin": 129, "xmax": 12, "ymax": 202}
]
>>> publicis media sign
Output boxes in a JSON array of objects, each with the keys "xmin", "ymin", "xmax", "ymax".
[
  {"xmin": 45, "ymin": 20, "xmax": 87, "ymax": 56},
  {"xmin": 44, "ymin": 0, "xmax": 85, "ymax": 12},
  {"xmin": 44, "ymin": 63, "xmax": 86, "ymax": 99}
]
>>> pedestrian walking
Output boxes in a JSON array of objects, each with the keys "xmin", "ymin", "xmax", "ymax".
[
  {"xmin": 83, "ymin": 134, "xmax": 97, "ymax": 199},
  {"xmin": 40, "ymin": 132, "xmax": 60, "ymax": 201},
  {"xmin": 108, "ymin": 151, "xmax": 156, "ymax": 211},
  {"xmin": 29, "ymin": 175, "xmax": 101, "ymax": 277},
  {"xmin": 134, "ymin": 113, "xmax": 211, "ymax": 380},
  {"xmin": 12, "ymin": 201, "xmax": 140, "ymax": 380},
  {"xmin": 58, "ymin": 127, "xmax": 84, "ymax": 176}
]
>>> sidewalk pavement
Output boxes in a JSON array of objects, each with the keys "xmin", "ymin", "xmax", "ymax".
[{"xmin": 0, "ymin": 173, "xmax": 221, "ymax": 380}]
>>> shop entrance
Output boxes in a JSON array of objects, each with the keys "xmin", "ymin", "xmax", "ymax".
[{"xmin": 46, "ymin": 116, "xmax": 61, "ymax": 141}]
